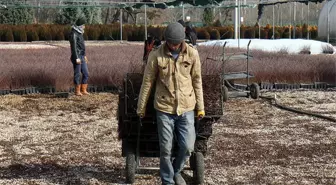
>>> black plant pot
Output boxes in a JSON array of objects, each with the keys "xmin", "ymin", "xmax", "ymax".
[
  {"xmin": 97, "ymin": 86, "xmax": 105, "ymax": 92},
  {"xmin": 25, "ymin": 87, "xmax": 37, "ymax": 94},
  {"xmin": 11, "ymin": 89, "xmax": 26, "ymax": 95},
  {"xmin": 37, "ymin": 86, "xmax": 55, "ymax": 94},
  {"xmin": 104, "ymin": 85, "xmax": 118, "ymax": 93},
  {"xmin": 300, "ymin": 84, "xmax": 314, "ymax": 89},
  {"xmin": 88, "ymin": 85, "xmax": 97, "ymax": 93},
  {"xmin": 0, "ymin": 89, "xmax": 10, "ymax": 95},
  {"xmin": 55, "ymin": 92, "xmax": 70, "ymax": 98}
]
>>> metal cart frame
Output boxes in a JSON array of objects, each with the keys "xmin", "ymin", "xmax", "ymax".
[
  {"xmin": 118, "ymin": 73, "xmax": 223, "ymax": 184},
  {"xmin": 221, "ymin": 40, "xmax": 260, "ymax": 101}
]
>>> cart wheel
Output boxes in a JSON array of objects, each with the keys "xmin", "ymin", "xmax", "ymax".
[
  {"xmin": 250, "ymin": 83, "xmax": 260, "ymax": 99},
  {"xmin": 222, "ymin": 86, "xmax": 229, "ymax": 102},
  {"xmin": 193, "ymin": 152, "xmax": 204, "ymax": 184},
  {"xmin": 126, "ymin": 152, "xmax": 136, "ymax": 184}
]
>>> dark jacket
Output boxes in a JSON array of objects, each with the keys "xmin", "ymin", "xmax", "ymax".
[
  {"xmin": 185, "ymin": 26, "xmax": 197, "ymax": 46},
  {"xmin": 69, "ymin": 28, "xmax": 86, "ymax": 61},
  {"xmin": 186, "ymin": 32, "xmax": 197, "ymax": 46}
]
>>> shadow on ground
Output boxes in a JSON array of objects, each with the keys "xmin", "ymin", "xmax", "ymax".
[{"xmin": 0, "ymin": 163, "xmax": 125, "ymax": 184}]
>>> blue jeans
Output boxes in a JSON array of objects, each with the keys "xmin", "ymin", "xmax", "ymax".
[
  {"xmin": 156, "ymin": 110, "xmax": 196, "ymax": 185},
  {"xmin": 72, "ymin": 56, "xmax": 89, "ymax": 85}
]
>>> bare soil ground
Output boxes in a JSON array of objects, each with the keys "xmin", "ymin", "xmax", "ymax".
[{"xmin": 0, "ymin": 90, "xmax": 336, "ymax": 185}]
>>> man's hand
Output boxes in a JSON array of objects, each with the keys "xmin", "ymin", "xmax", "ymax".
[
  {"xmin": 84, "ymin": 56, "xmax": 88, "ymax": 63},
  {"xmin": 197, "ymin": 110, "xmax": 205, "ymax": 119},
  {"xmin": 76, "ymin": 58, "xmax": 81, "ymax": 64}
]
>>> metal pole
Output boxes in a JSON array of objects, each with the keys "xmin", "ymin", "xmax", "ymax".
[
  {"xmin": 234, "ymin": 0, "xmax": 238, "ymax": 39},
  {"xmin": 259, "ymin": 22, "xmax": 261, "ymax": 39},
  {"xmin": 120, "ymin": 8, "xmax": 122, "ymax": 41},
  {"xmin": 145, "ymin": 4, "xmax": 147, "ymax": 39},
  {"xmin": 280, "ymin": 4, "xmax": 282, "ymax": 26},
  {"xmin": 37, "ymin": 0, "xmax": 40, "ymax": 24},
  {"xmin": 277, "ymin": 4, "xmax": 280, "ymax": 26},
  {"xmin": 246, "ymin": 40, "xmax": 251, "ymax": 87},
  {"xmin": 307, "ymin": 1, "xmax": 309, "ymax": 39},
  {"xmin": 258, "ymin": 1, "xmax": 260, "ymax": 39},
  {"xmin": 327, "ymin": 0, "xmax": 330, "ymax": 43},
  {"xmin": 182, "ymin": 4, "xmax": 185, "ymax": 21},
  {"xmin": 293, "ymin": 2, "xmax": 296, "ymax": 39},
  {"xmin": 238, "ymin": 0, "xmax": 240, "ymax": 49},
  {"xmin": 301, "ymin": 2, "xmax": 303, "ymax": 25},
  {"xmin": 273, "ymin": 5, "xmax": 275, "ymax": 39},
  {"xmin": 289, "ymin": 4, "xmax": 291, "ymax": 39}
]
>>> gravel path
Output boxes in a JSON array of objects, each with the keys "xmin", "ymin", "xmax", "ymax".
[{"xmin": 0, "ymin": 90, "xmax": 335, "ymax": 184}]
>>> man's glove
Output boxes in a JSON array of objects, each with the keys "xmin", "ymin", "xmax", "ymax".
[
  {"xmin": 76, "ymin": 58, "xmax": 81, "ymax": 64},
  {"xmin": 197, "ymin": 110, "xmax": 205, "ymax": 119},
  {"xmin": 85, "ymin": 56, "xmax": 88, "ymax": 63}
]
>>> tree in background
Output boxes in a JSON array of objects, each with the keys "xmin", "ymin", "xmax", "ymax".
[
  {"xmin": 147, "ymin": 10, "xmax": 161, "ymax": 25},
  {"xmin": 82, "ymin": 0, "xmax": 102, "ymax": 24},
  {"xmin": 203, "ymin": 8, "xmax": 214, "ymax": 26},
  {"xmin": 0, "ymin": 0, "xmax": 33, "ymax": 24},
  {"xmin": 55, "ymin": 0, "xmax": 102, "ymax": 25}
]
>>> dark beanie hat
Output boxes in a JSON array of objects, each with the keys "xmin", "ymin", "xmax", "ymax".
[
  {"xmin": 75, "ymin": 17, "xmax": 86, "ymax": 26},
  {"xmin": 164, "ymin": 22, "xmax": 185, "ymax": 45}
]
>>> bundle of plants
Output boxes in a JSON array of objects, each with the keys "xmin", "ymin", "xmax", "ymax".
[
  {"xmin": 197, "ymin": 120, "xmax": 214, "ymax": 138},
  {"xmin": 194, "ymin": 139, "xmax": 208, "ymax": 154},
  {"xmin": 202, "ymin": 75, "xmax": 223, "ymax": 116}
]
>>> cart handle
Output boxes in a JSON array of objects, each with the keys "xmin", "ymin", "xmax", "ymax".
[
  {"xmin": 247, "ymin": 40, "xmax": 252, "ymax": 47},
  {"xmin": 223, "ymin": 41, "xmax": 228, "ymax": 48}
]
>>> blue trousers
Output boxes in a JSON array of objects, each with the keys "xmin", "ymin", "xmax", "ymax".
[
  {"xmin": 72, "ymin": 56, "xmax": 89, "ymax": 85},
  {"xmin": 156, "ymin": 110, "xmax": 196, "ymax": 185}
]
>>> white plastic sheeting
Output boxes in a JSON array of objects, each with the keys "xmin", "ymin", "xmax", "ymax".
[
  {"xmin": 198, "ymin": 39, "xmax": 336, "ymax": 54},
  {"xmin": 318, "ymin": 0, "xmax": 336, "ymax": 41}
]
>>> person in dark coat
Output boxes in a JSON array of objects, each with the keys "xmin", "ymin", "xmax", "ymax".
[
  {"xmin": 69, "ymin": 17, "xmax": 90, "ymax": 96},
  {"xmin": 178, "ymin": 19, "xmax": 197, "ymax": 46},
  {"xmin": 143, "ymin": 33, "xmax": 161, "ymax": 63}
]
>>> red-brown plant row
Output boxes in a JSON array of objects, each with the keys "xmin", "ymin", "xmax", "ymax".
[
  {"xmin": 0, "ymin": 24, "xmax": 318, "ymax": 42},
  {"xmin": 0, "ymin": 45, "xmax": 335, "ymax": 90}
]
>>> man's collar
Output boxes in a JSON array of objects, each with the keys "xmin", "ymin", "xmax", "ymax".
[{"xmin": 163, "ymin": 41, "xmax": 187, "ymax": 56}]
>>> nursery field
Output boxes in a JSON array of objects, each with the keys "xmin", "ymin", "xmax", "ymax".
[
  {"xmin": 0, "ymin": 90, "xmax": 335, "ymax": 184},
  {"xmin": 0, "ymin": 42, "xmax": 336, "ymax": 184},
  {"xmin": 0, "ymin": 42, "xmax": 335, "ymax": 91}
]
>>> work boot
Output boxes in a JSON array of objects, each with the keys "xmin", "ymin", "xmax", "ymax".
[
  {"xmin": 75, "ymin": 85, "xmax": 82, "ymax": 96},
  {"xmin": 174, "ymin": 174, "xmax": 186, "ymax": 185},
  {"xmin": 81, "ymin": 84, "xmax": 90, "ymax": 95}
]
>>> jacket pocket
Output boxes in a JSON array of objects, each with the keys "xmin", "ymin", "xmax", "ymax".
[
  {"xmin": 180, "ymin": 60, "xmax": 192, "ymax": 77},
  {"xmin": 158, "ymin": 58, "xmax": 169, "ymax": 77},
  {"xmin": 155, "ymin": 88, "xmax": 173, "ymax": 110},
  {"xmin": 179, "ymin": 88, "xmax": 195, "ymax": 109}
]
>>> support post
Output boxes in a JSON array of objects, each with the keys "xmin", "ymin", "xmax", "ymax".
[
  {"xmin": 327, "ymin": 0, "xmax": 330, "ymax": 43},
  {"xmin": 120, "ymin": 8, "xmax": 123, "ymax": 41},
  {"xmin": 145, "ymin": 4, "xmax": 147, "ymax": 39},
  {"xmin": 238, "ymin": 0, "xmax": 241, "ymax": 49},
  {"xmin": 182, "ymin": 4, "xmax": 185, "ymax": 21},
  {"xmin": 293, "ymin": 2, "xmax": 296, "ymax": 39},
  {"xmin": 307, "ymin": 2, "xmax": 309, "ymax": 39},
  {"xmin": 234, "ymin": 0, "xmax": 238, "ymax": 39},
  {"xmin": 272, "ymin": 5, "xmax": 275, "ymax": 39}
]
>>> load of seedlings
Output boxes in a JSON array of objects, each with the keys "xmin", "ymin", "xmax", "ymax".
[{"xmin": 118, "ymin": 73, "xmax": 223, "ymax": 152}]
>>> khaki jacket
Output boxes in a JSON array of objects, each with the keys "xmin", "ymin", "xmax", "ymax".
[{"xmin": 137, "ymin": 42, "xmax": 204, "ymax": 116}]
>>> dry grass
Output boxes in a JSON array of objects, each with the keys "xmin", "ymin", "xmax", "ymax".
[{"xmin": 0, "ymin": 90, "xmax": 335, "ymax": 184}]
